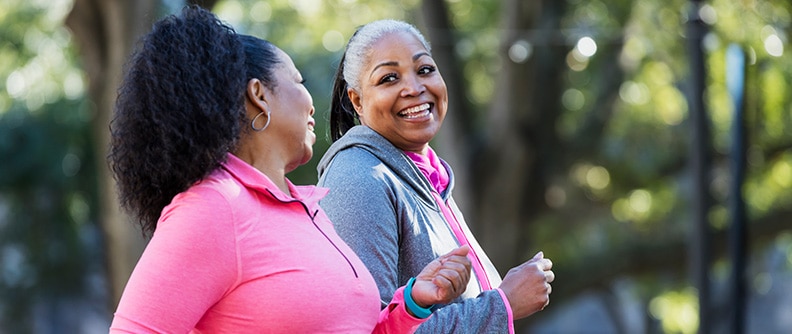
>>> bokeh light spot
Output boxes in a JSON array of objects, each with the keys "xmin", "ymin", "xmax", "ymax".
[
  {"xmin": 508, "ymin": 40, "xmax": 533, "ymax": 63},
  {"xmin": 562, "ymin": 88, "xmax": 585, "ymax": 111},
  {"xmin": 764, "ymin": 34, "xmax": 784, "ymax": 57},
  {"xmin": 322, "ymin": 30, "xmax": 345, "ymax": 52},
  {"xmin": 576, "ymin": 36, "xmax": 597, "ymax": 57},
  {"xmin": 586, "ymin": 166, "xmax": 610, "ymax": 190}
]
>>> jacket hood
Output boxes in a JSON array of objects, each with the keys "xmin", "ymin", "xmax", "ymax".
[{"xmin": 317, "ymin": 125, "xmax": 454, "ymax": 204}]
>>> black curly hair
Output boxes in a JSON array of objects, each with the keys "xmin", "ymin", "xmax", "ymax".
[{"xmin": 109, "ymin": 5, "xmax": 280, "ymax": 237}]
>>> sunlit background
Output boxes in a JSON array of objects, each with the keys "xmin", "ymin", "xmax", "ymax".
[{"xmin": 1, "ymin": 0, "xmax": 790, "ymax": 333}]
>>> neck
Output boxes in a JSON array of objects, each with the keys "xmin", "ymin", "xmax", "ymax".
[
  {"xmin": 233, "ymin": 146, "xmax": 290, "ymax": 195},
  {"xmin": 401, "ymin": 144, "xmax": 429, "ymax": 156}
]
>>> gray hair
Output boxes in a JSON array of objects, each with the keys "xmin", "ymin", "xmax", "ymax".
[{"xmin": 342, "ymin": 19, "xmax": 432, "ymax": 91}]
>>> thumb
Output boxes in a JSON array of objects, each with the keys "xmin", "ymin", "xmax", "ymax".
[
  {"xmin": 531, "ymin": 251, "xmax": 544, "ymax": 261},
  {"xmin": 442, "ymin": 245, "xmax": 470, "ymax": 259}
]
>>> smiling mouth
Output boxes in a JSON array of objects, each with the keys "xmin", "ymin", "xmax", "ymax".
[{"xmin": 398, "ymin": 103, "xmax": 432, "ymax": 119}]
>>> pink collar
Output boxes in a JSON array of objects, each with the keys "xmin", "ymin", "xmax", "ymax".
[
  {"xmin": 404, "ymin": 147, "xmax": 449, "ymax": 194},
  {"xmin": 221, "ymin": 153, "xmax": 328, "ymax": 203}
]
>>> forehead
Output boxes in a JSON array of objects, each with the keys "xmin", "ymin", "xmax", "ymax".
[
  {"xmin": 365, "ymin": 31, "xmax": 430, "ymax": 66},
  {"xmin": 273, "ymin": 47, "xmax": 298, "ymax": 74}
]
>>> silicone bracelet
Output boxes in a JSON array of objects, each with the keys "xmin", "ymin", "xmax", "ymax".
[{"xmin": 404, "ymin": 277, "xmax": 433, "ymax": 319}]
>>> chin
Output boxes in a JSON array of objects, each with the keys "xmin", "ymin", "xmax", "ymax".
[
  {"xmin": 301, "ymin": 151, "xmax": 314, "ymax": 165},
  {"xmin": 411, "ymin": 132, "xmax": 438, "ymax": 145}
]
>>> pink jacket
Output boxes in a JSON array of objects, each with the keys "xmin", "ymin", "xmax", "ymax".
[{"xmin": 110, "ymin": 153, "xmax": 425, "ymax": 333}]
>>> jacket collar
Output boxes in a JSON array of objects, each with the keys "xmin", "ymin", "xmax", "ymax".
[
  {"xmin": 221, "ymin": 153, "xmax": 328, "ymax": 204},
  {"xmin": 317, "ymin": 125, "xmax": 455, "ymax": 203}
]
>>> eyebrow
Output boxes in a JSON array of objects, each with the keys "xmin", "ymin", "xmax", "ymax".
[{"xmin": 369, "ymin": 52, "xmax": 432, "ymax": 79}]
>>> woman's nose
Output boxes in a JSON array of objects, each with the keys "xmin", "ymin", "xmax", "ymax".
[{"xmin": 400, "ymin": 75, "xmax": 424, "ymax": 97}]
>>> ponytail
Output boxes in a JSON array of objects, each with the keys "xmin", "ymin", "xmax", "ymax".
[
  {"xmin": 329, "ymin": 53, "xmax": 358, "ymax": 142},
  {"xmin": 110, "ymin": 6, "xmax": 247, "ymax": 236}
]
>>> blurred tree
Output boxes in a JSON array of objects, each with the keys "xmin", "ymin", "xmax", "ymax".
[
  {"xmin": 0, "ymin": 106, "xmax": 98, "ymax": 331},
  {"xmin": 415, "ymin": 0, "xmax": 792, "ymax": 331},
  {"xmin": 0, "ymin": 1, "xmax": 102, "ymax": 331},
  {"xmin": 65, "ymin": 0, "xmax": 219, "ymax": 306}
]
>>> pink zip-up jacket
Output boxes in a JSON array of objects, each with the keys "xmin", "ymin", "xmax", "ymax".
[{"xmin": 110, "ymin": 153, "xmax": 425, "ymax": 333}]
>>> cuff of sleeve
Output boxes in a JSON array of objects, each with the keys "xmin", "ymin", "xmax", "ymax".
[
  {"xmin": 495, "ymin": 288, "xmax": 515, "ymax": 334},
  {"xmin": 377, "ymin": 286, "xmax": 427, "ymax": 332}
]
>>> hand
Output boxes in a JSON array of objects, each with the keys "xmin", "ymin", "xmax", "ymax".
[
  {"xmin": 498, "ymin": 251, "xmax": 554, "ymax": 319},
  {"xmin": 410, "ymin": 245, "xmax": 472, "ymax": 307}
]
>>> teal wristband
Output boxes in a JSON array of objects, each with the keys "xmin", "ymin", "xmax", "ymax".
[{"xmin": 404, "ymin": 277, "xmax": 433, "ymax": 319}]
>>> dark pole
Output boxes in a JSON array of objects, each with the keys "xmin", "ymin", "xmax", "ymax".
[
  {"xmin": 726, "ymin": 44, "xmax": 747, "ymax": 334},
  {"xmin": 686, "ymin": 1, "xmax": 712, "ymax": 333}
]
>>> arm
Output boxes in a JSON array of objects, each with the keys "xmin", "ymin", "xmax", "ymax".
[
  {"xmin": 319, "ymin": 150, "xmax": 512, "ymax": 333},
  {"xmin": 109, "ymin": 188, "xmax": 237, "ymax": 333},
  {"xmin": 414, "ymin": 247, "xmax": 554, "ymax": 333},
  {"xmin": 373, "ymin": 246, "xmax": 471, "ymax": 334},
  {"xmin": 499, "ymin": 251, "xmax": 555, "ymax": 318}
]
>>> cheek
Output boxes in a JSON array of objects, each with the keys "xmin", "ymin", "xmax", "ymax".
[
  {"xmin": 437, "ymin": 102, "xmax": 448, "ymax": 120},
  {"xmin": 433, "ymin": 84, "xmax": 449, "ymax": 113},
  {"xmin": 430, "ymin": 80, "xmax": 448, "ymax": 99},
  {"xmin": 360, "ymin": 97, "xmax": 390, "ymax": 121}
]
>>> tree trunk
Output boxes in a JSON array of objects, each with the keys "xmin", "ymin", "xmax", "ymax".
[
  {"xmin": 65, "ymin": 0, "xmax": 218, "ymax": 308},
  {"xmin": 66, "ymin": 0, "xmax": 156, "ymax": 308},
  {"xmin": 475, "ymin": 0, "xmax": 568, "ymax": 271}
]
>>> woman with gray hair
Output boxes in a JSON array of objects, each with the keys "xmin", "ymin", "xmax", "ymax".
[{"xmin": 318, "ymin": 19, "xmax": 555, "ymax": 333}]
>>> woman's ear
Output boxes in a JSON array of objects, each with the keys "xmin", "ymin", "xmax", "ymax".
[
  {"xmin": 247, "ymin": 78, "xmax": 269, "ymax": 111},
  {"xmin": 348, "ymin": 88, "xmax": 363, "ymax": 116}
]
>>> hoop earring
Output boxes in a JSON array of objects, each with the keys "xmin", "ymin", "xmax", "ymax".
[{"xmin": 251, "ymin": 110, "xmax": 271, "ymax": 132}]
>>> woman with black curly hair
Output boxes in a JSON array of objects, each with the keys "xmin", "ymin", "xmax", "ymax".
[{"xmin": 108, "ymin": 6, "xmax": 471, "ymax": 333}]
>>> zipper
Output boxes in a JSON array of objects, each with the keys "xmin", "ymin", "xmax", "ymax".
[
  {"xmin": 431, "ymin": 190, "xmax": 492, "ymax": 291},
  {"xmin": 267, "ymin": 189, "xmax": 358, "ymax": 278},
  {"xmin": 407, "ymin": 154, "xmax": 494, "ymax": 291}
]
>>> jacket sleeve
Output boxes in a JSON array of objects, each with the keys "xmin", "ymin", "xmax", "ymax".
[
  {"xmin": 414, "ymin": 289, "xmax": 512, "ymax": 334},
  {"xmin": 319, "ymin": 149, "xmax": 513, "ymax": 334},
  {"xmin": 372, "ymin": 286, "xmax": 425, "ymax": 334}
]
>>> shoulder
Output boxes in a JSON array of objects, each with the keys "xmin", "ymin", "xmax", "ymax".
[
  {"xmin": 320, "ymin": 146, "xmax": 393, "ymax": 185},
  {"xmin": 319, "ymin": 147, "xmax": 401, "ymax": 210},
  {"xmin": 160, "ymin": 168, "xmax": 246, "ymax": 227},
  {"xmin": 327, "ymin": 145, "xmax": 383, "ymax": 168}
]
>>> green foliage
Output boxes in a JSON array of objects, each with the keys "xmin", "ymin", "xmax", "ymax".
[
  {"xmin": 0, "ymin": 100, "xmax": 97, "ymax": 327},
  {"xmin": 0, "ymin": 0, "xmax": 97, "ymax": 330},
  {"xmin": 541, "ymin": 0, "xmax": 792, "ymax": 330}
]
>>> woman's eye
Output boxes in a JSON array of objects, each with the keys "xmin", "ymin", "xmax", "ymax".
[
  {"xmin": 378, "ymin": 74, "xmax": 398, "ymax": 85},
  {"xmin": 418, "ymin": 65, "xmax": 436, "ymax": 75}
]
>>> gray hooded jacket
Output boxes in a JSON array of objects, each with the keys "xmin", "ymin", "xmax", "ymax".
[{"xmin": 317, "ymin": 126, "xmax": 511, "ymax": 333}]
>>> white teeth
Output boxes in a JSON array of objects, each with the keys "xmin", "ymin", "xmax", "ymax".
[{"xmin": 399, "ymin": 103, "xmax": 431, "ymax": 118}]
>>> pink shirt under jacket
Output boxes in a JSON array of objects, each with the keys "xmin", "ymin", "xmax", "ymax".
[{"xmin": 110, "ymin": 153, "xmax": 424, "ymax": 333}]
